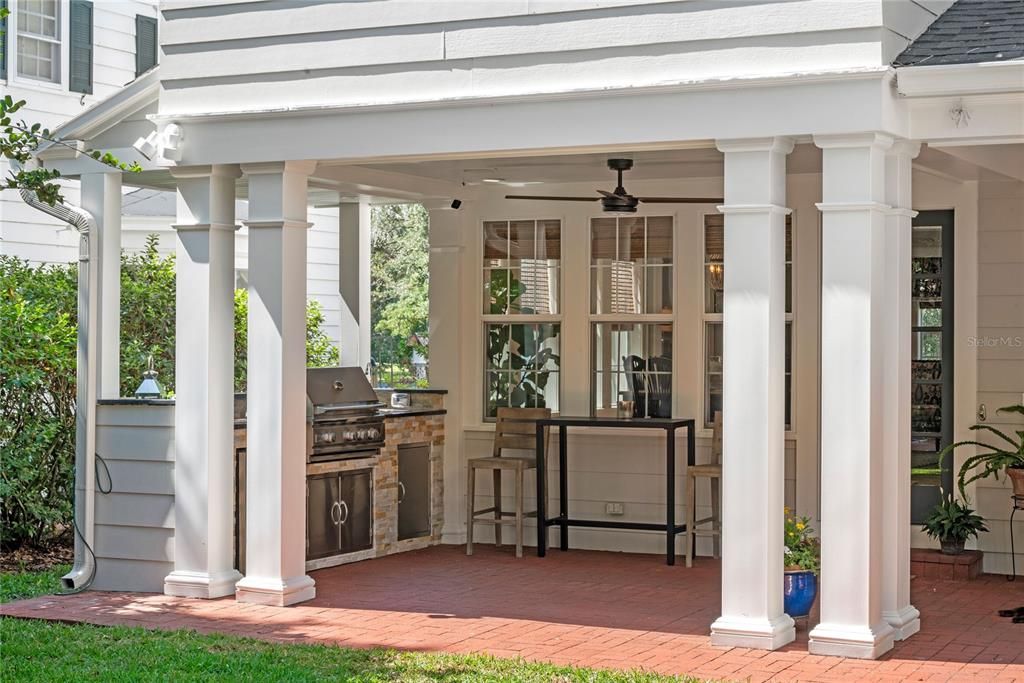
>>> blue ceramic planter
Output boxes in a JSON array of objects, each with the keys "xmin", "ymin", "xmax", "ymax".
[{"xmin": 783, "ymin": 570, "xmax": 818, "ymax": 618}]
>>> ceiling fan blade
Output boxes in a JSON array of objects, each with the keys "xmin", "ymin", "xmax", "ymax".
[
  {"xmin": 505, "ymin": 195, "xmax": 599, "ymax": 202},
  {"xmin": 597, "ymin": 189, "xmax": 617, "ymax": 198},
  {"xmin": 636, "ymin": 197, "xmax": 724, "ymax": 204}
]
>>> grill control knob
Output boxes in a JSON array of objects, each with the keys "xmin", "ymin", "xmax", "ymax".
[
  {"xmin": 320, "ymin": 432, "xmax": 335, "ymax": 444},
  {"xmin": 367, "ymin": 428, "xmax": 380, "ymax": 439},
  {"xmin": 357, "ymin": 429, "xmax": 367, "ymax": 440},
  {"xmin": 344, "ymin": 431, "xmax": 356, "ymax": 441}
]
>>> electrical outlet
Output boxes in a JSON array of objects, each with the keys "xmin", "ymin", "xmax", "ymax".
[{"xmin": 605, "ymin": 502, "xmax": 624, "ymax": 516}]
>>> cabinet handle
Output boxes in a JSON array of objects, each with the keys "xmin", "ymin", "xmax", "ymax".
[
  {"xmin": 330, "ymin": 501, "xmax": 342, "ymax": 525},
  {"xmin": 398, "ymin": 481, "xmax": 406, "ymax": 504},
  {"xmin": 339, "ymin": 500, "xmax": 349, "ymax": 524}
]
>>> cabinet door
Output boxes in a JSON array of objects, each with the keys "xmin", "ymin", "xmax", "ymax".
[
  {"xmin": 307, "ymin": 473, "xmax": 342, "ymax": 560},
  {"xmin": 339, "ymin": 469, "xmax": 373, "ymax": 553},
  {"xmin": 398, "ymin": 444, "xmax": 432, "ymax": 540}
]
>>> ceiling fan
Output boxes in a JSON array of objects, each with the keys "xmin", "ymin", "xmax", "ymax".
[{"xmin": 505, "ymin": 158, "xmax": 722, "ymax": 213}]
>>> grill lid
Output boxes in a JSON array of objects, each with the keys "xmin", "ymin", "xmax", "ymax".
[{"xmin": 306, "ymin": 367, "xmax": 381, "ymax": 414}]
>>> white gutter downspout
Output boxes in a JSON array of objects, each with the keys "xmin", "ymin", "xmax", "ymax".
[{"xmin": 18, "ymin": 188, "xmax": 99, "ymax": 591}]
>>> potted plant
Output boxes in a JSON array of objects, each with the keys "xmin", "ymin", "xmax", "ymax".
[
  {"xmin": 921, "ymin": 495, "xmax": 988, "ymax": 555},
  {"xmin": 783, "ymin": 509, "xmax": 820, "ymax": 619},
  {"xmin": 940, "ymin": 404, "xmax": 1024, "ymax": 498}
]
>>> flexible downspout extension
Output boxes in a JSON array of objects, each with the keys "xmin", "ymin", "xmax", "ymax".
[{"xmin": 19, "ymin": 188, "xmax": 99, "ymax": 591}]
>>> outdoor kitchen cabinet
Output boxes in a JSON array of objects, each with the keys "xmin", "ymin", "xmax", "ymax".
[
  {"xmin": 398, "ymin": 443, "xmax": 431, "ymax": 540},
  {"xmin": 307, "ymin": 469, "xmax": 373, "ymax": 559}
]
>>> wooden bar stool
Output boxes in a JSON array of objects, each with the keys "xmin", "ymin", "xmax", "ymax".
[
  {"xmin": 466, "ymin": 407, "xmax": 550, "ymax": 558},
  {"xmin": 685, "ymin": 410, "xmax": 722, "ymax": 567}
]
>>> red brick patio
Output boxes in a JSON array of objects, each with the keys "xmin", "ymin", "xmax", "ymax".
[{"xmin": 2, "ymin": 545, "xmax": 1023, "ymax": 681}]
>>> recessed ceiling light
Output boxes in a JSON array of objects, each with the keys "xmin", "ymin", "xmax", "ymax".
[{"xmin": 481, "ymin": 178, "xmax": 505, "ymax": 183}]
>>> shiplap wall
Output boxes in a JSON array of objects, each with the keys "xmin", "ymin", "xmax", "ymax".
[
  {"xmin": 974, "ymin": 177, "xmax": 1024, "ymax": 576},
  {"xmin": 157, "ymin": 0, "xmax": 950, "ymax": 116},
  {"xmin": 91, "ymin": 403, "xmax": 174, "ymax": 592},
  {"xmin": 1, "ymin": 1, "xmax": 158, "ymax": 262}
]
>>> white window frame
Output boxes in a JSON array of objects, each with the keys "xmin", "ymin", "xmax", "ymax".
[
  {"xmin": 588, "ymin": 214, "xmax": 675, "ymax": 418},
  {"xmin": 9, "ymin": 0, "xmax": 67, "ymax": 90},
  {"xmin": 480, "ymin": 217, "xmax": 563, "ymax": 420},
  {"xmin": 702, "ymin": 211, "xmax": 796, "ymax": 431}
]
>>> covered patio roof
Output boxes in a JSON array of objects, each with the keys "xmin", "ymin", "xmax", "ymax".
[{"xmin": 2, "ymin": 546, "xmax": 1021, "ymax": 680}]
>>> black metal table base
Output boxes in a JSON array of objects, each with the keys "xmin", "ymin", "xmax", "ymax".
[{"xmin": 535, "ymin": 416, "xmax": 696, "ymax": 566}]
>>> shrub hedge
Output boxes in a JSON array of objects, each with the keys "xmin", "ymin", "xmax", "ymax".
[{"xmin": 0, "ymin": 235, "xmax": 338, "ymax": 548}]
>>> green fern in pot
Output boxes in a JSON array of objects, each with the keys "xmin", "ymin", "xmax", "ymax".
[{"xmin": 939, "ymin": 404, "xmax": 1024, "ymax": 498}]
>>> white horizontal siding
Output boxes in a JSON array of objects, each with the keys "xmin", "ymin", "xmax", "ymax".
[
  {"xmin": 92, "ymin": 404, "xmax": 175, "ymax": 592},
  {"xmin": 975, "ymin": 178, "xmax": 1024, "ymax": 577},
  {"xmin": 156, "ymin": 0, "xmax": 928, "ymax": 116}
]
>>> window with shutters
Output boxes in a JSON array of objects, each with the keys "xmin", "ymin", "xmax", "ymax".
[
  {"xmin": 16, "ymin": 0, "xmax": 60, "ymax": 83},
  {"xmin": 482, "ymin": 219, "xmax": 562, "ymax": 419},
  {"xmin": 703, "ymin": 213, "xmax": 794, "ymax": 429},
  {"xmin": 135, "ymin": 14, "xmax": 157, "ymax": 76},
  {"xmin": 590, "ymin": 216, "xmax": 674, "ymax": 418}
]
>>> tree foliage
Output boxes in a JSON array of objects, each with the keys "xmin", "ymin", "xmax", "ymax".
[
  {"xmin": 0, "ymin": 237, "xmax": 338, "ymax": 548},
  {"xmin": 370, "ymin": 204, "xmax": 429, "ymax": 370}
]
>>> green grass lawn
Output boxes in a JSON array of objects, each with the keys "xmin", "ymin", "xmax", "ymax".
[{"xmin": 1, "ymin": 566, "xmax": 703, "ymax": 683}]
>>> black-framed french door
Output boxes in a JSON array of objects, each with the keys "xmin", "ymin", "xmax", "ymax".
[{"xmin": 910, "ymin": 209, "xmax": 955, "ymax": 523}]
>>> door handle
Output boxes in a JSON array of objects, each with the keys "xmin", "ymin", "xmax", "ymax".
[
  {"xmin": 338, "ymin": 500, "xmax": 349, "ymax": 524},
  {"xmin": 330, "ymin": 501, "xmax": 342, "ymax": 525},
  {"xmin": 398, "ymin": 481, "xmax": 406, "ymax": 504}
]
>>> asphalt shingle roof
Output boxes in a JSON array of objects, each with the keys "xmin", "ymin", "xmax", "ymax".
[{"xmin": 893, "ymin": 0, "xmax": 1024, "ymax": 67}]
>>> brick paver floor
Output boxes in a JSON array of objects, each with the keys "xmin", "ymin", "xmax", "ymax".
[{"xmin": 3, "ymin": 545, "xmax": 1023, "ymax": 681}]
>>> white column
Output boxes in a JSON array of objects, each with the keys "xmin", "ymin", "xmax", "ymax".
[
  {"xmin": 881, "ymin": 141, "xmax": 921, "ymax": 641},
  {"xmin": 80, "ymin": 172, "xmax": 122, "ymax": 398},
  {"xmin": 339, "ymin": 197, "xmax": 371, "ymax": 369},
  {"xmin": 235, "ymin": 161, "xmax": 317, "ymax": 607},
  {"xmin": 164, "ymin": 165, "xmax": 243, "ymax": 598},
  {"xmin": 425, "ymin": 201, "xmax": 466, "ymax": 543},
  {"xmin": 809, "ymin": 133, "xmax": 897, "ymax": 659},
  {"xmin": 710, "ymin": 137, "xmax": 795, "ymax": 651}
]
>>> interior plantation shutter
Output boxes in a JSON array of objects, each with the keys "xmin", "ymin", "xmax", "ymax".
[
  {"xmin": 69, "ymin": 0, "xmax": 94, "ymax": 94},
  {"xmin": 135, "ymin": 15, "xmax": 157, "ymax": 76},
  {"xmin": 1, "ymin": 0, "xmax": 8, "ymax": 81}
]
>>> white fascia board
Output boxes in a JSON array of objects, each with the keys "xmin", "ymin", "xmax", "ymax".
[
  {"xmin": 150, "ymin": 66, "xmax": 891, "ymax": 124},
  {"xmin": 896, "ymin": 61, "xmax": 1024, "ymax": 98}
]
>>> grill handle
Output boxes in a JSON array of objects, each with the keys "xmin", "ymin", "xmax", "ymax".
[
  {"xmin": 330, "ymin": 501, "xmax": 343, "ymax": 525},
  {"xmin": 398, "ymin": 481, "xmax": 406, "ymax": 504}
]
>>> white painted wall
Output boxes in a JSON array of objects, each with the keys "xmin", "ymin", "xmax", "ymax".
[
  {"xmin": 157, "ymin": 0, "xmax": 948, "ymax": 116},
  {"xmin": 1, "ymin": 0, "xmax": 157, "ymax": 262}
]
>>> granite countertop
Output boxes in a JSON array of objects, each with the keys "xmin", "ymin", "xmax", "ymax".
[
  {"xmin": 374, "ymin": 387, "xmax": 448, "ymax": 395},
  {"xmin": 234, "ymin": 407, "xmax": 445, "ymax": 428}
]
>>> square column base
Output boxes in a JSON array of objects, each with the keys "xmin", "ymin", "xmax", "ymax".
[
  {"xmin": 710, "ymin": 614, "xmax": 795, "ymax": 650},
  {"xmin": 164, "ymin": 569, "xmax": 242, "ymax": 599},
  {"xmin": 235, "ymin": 575, "xmax": 316, "ymax": 607},
  {"xmin": 883, "ymin": 605, "xmax": 921, "ymax": 641},
  {"xmin": 809, "ymin": 621, "xmax": 895, "ymax": 659}
]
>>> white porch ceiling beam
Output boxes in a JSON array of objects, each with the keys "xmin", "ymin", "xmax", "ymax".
[
  {"xmin": 710, "ymin": 136, "xmax": 795, "ymax": 651},
  {"xmin": 313, "ymin": 166, "xmax": 463, "ymax": 201}
]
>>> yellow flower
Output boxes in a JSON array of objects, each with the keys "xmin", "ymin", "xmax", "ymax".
[{"xmin": 796, "ymin": 522, "xmax": 805, "ymax": 530}]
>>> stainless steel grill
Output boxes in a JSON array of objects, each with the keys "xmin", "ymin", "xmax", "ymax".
[{"xmin": 305, "ymin": 367, "xmax": 386, "ymax": 463}]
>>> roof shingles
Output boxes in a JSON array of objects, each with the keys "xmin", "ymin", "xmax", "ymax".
[{"xmin": 894, "ymin": 0, "xmax": 1024, "ymax": 66}]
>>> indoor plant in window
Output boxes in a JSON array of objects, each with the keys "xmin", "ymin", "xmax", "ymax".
[
  {"xmin": 783, "ymin": 509, "xmax": 819, "ymax": 619},
  {"xmin": 939, "ymin": 404, "xmax": 1024, "ymax": 498},
  {"xmin": 921, "ymin": 495, "xmax": 987, "ymax": 555}
]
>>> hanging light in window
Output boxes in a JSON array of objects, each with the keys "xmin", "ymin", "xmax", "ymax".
[{"xmin": 134, "ymin": 356, "xmax": 163, "ymax": 399}]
